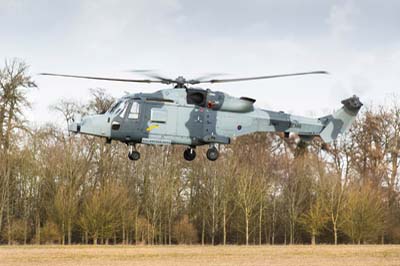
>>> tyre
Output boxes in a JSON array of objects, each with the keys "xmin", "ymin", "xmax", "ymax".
[
  {"xmin": 183, "ymin": 148, "xmax": 196, "ymax": 161},
  {"xmin": 128, "ymin": 151, "xmax": 141, "ymax": 161},
  {"xmin": 206, "ymin": 147, "xmax": 219, "ymax": 161}
]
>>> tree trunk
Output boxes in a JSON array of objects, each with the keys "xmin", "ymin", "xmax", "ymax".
[
  {"xmin": 223, "ymin": 204, "xmax": 227, "ymax": 245},
  {"xmin": 333, "ymin": 223, "xmax": 338, "ymax": 245},
  {"xmin": 201, "ymin": 215, "xmax": 205, "ymax": 245},
  {"xmin": 271, "ymin": 195, "xmax": 276, "ymax": 245},
  {"xmin": 311, "ymin": 230, "xmax": 316, "ymax": 245},
  {"xmin": 168, "ymin": 218, "xmax": 172, "ymax": 245},
  {"xmin": 127, "ymin": 229, "xmax": 130, "ymax": 245},
  {"xmin": 35, "ymin": 212, "xmax": 40, "ymax": 244},
  {"xmin": 6, "ymin": 181, "xmax": 11, "ymax": 245},
  {"xmin": 7, "ymin": 217, "xmax": 11, "ymax": 245},
  {"xmin": 122, "ymin": 220, "xmax": 125, "ymax": 244},
  {"xmin": 152, "ymin": 226, "xmax": 155, "ymax": 245},
  {"xmin": 146, "ymin": 222, "xmax": 150, "ymax": 244},
  {"xmin": 211, "ymin": 213, "xmax": 215, "ymax": 246},
  {"xmin": 157, "ymin": 219, "xmax": 160, "ymax": 245},
  {"xmin": 245, "ymin": 211, "xmax": 249, "ymax": 246},
  {"xmin": 67, "ymin": 219, "xmax": 72, "ymax": 245},
  {"xmin": 24, "ymin": 219, "xmax": 28, "ymax": 245},
  {"xmin": 135, "ymin": 212, "xmax": 138, "ymax": 244},
  {"xmin": 271, "ymin": 231, "xmax": 275, "ymax": 245},
  {"xmin": 259, "ymin": 202, "xmax": 263, "ymax": 245},
  {"xmin": 290, "ymin": 220, "xmax": 295, "ymax": 244},
  {"xmin": 284, "ymin": 227, "xmax": 287, "ymax": 245},
  {"xmin": 211, "ymin": 183, "xmax": 215, "ymax": 246},
  {"xmin": 0, "ymin": 206, "xmax": 3, "ymax": 237},
  {"xmin": 61, "ymin": 223, "xmax": 65, "ymax": 245}
]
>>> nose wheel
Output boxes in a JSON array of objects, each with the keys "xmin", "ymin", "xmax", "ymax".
[
  {"xmin": 206, "ymin": 146, "xmax": 219, "ymax": 161},
  {"xmin": 128, "ymin": 145, "xmax": 140, "ymax": 161},
  {"xmin": 183, "ymin": 147, "xmax": 196, "ymax": 161}
]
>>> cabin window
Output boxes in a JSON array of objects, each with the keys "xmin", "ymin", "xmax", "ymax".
[{"xmin": 128, "ymin": 102, "xmax": 140, "ymax": 119}]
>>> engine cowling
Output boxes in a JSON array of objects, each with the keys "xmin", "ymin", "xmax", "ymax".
[
  {"xmin": 186, "ymin": 89, "xmax": 256, "ymax": 113},
  {"xmin": 219, "ymin": 95, "xmax": 255, "ymax": 112},
  {"xmin": 209, "ymin": 93, "xmax": 255, "ymax": 113}
]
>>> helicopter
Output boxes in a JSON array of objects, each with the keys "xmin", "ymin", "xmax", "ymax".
[{"xmin": 40, "ymin": 71, "xmax": 362, "ymax": 161}]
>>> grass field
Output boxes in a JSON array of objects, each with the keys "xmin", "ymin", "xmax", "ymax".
[{"xmin": 1, "ymin": 245, "xmax": 400, "ymax": 266}]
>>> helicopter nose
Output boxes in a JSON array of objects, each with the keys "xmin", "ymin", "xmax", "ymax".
[{"xmin": 68, "ymin": 114, "xmax": 111, "ymax": 138}]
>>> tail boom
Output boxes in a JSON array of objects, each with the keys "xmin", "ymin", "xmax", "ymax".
[
  {"xmin": 318, "ymin": 95, "xmax": 362, "ymax": 143},
  {"xmin": 215, "ymin": 95, "xmax": 362, "ymax": 144}
]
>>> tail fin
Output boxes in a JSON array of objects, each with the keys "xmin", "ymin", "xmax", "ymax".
[{"xmin": 319, "ymin": 95, "xmax": 363, "ymax": 143}]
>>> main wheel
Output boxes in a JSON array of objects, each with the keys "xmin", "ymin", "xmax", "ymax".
[
  {"xmin": 128, "ymin": 151, "xmax": 141, "ymax": 161},
  {"xmin": 206, "ymin": 147, "xmax": 219, "ymax": 161},
  {"xmin": 183, "ymin": 148, "xmax": 196, "ymax": 161}
]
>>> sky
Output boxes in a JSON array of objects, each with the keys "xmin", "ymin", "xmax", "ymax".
[{"xmin": 1, "ymin": 0, "xmax": 399, "ymax": 125}]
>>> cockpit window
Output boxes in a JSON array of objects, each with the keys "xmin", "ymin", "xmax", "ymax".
[
  {"xmin": 116, "ymin": 101, "xmax": 128, "ymax": 118},
  {"xmin": 108, "ymin": 100, "xmax": 130, "ymax": 117}
]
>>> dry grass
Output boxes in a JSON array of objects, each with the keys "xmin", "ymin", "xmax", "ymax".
[{"xmin": 0, "ymin": 245, "xmax": 400, "ymax": 266}]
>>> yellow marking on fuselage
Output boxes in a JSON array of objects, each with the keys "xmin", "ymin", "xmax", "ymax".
[{"xmin": 146, "ymin": 124, "xmax": 160, "ymax": 132}]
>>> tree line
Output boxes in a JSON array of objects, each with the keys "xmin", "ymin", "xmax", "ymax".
[{"xmin": 0, "ymin": 59, "xmax": 399, "ymax": 245}]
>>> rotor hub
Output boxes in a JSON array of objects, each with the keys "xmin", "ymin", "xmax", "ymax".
[{"xmin": 174, "ymin": 76, "xmax": 188, "ymax": 88}]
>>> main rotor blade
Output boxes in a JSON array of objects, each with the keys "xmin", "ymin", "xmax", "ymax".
[
  {"xmin": 125, "ymin": 70, "xmax": 175, "ymax": 84},
  {"xmin": 187, "ymin": 73, "xmax": 228, "ymax": 85},
  {"xmin": 39, "ymin": 73, "xmax": 165, "ymax": 83},
  {"xmin": 144, "ymin": 73, "xmax": 175, "ymax": 84},
  {"xmin": 200, "ymin": 71, "xmax": 329, "ymax": 84},
  {"xmin": 126, "ymin": 69, "xmax": 156, "ymax": 73}
]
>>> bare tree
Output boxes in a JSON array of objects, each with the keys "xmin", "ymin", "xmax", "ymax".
[
  {"xmin": 0, "ymin": 59, "xmax": 35, "ymax": 244},
  {"xmin": 343, "ymin": 182, "xmax": 384, "ymax": 244}
]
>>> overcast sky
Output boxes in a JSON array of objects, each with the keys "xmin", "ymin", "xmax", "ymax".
[{"xmin": 1, "ymin": 0, "xmax": 399, "ymax": 125}]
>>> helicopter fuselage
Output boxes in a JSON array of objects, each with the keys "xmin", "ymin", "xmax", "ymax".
[{"xmin": 68, "ymin": 87, "xmax": 362, "ymax": 161}]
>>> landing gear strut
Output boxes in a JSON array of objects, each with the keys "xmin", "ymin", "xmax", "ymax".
[
  {"xmin": 206, "ymin": 145, "xmax": 219, "ymax": 161},
  {"xmin": 183, "ymin": 147, "xmax": 196, "ymax": 161},
  {"xmin": 128, "ymin": 145, "xmax": 140, "ymax": 161}
]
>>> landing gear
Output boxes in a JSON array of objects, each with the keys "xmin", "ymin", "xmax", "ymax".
[
  {"xmin": 206, "ymin": 145, "xmax": 219, "ymax": 161},
  {"xmin": 128, "ymin": 145, "xmax": 140, "ymax": 161},
  {"xmin": 183, "ymin": 147, "xmax": 196, "ymax": 161},
  {"xmin": 128, "ymin": 151, "xmax": 140, "ymax": 161}
]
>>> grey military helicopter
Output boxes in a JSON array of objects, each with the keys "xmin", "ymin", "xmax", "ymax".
[{"xmin": 40, "ymin": 71, "xmax": 362, "ymax": 161}]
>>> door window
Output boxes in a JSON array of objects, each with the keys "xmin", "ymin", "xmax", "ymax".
[{"xmin": 128, "ymin": 102, "xmax": 140, "ymax": 119}]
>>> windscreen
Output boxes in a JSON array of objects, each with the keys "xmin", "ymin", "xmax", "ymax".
[
  {"xmin": 108, "ymin": 100, "xmax": 122, "ymax": 113},
  {"xmin": 108, "ymin": 99, "xmax": 129, "ymax": 115},
  {"xmin": 114, "ymin": 100, "xmax": 128, "ymax": 116}
]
